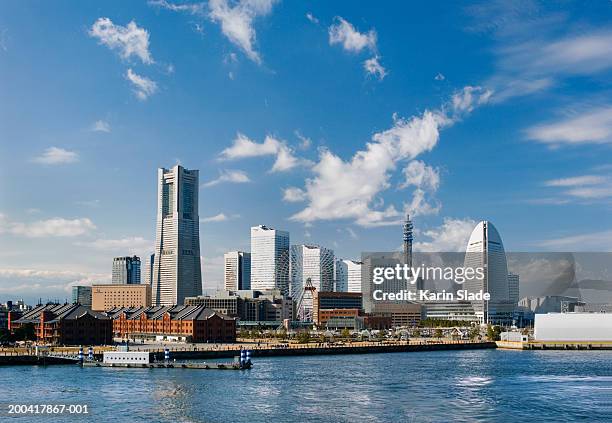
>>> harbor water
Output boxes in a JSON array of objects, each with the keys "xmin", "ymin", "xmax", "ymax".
[{"xmin": 1, "ymin": 349, "xmax": 611, "ymax": 422}]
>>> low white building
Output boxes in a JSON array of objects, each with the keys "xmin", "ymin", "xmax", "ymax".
[
  {"xmin": 103, "ymin": 351, "xmax": 150, "ymax": 364},
  {"xmin": 535, "ymin": 313, "xmax": 612, "ymax": 342}
]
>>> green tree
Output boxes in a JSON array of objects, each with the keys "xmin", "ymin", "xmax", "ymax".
[
  {"xmin": 434, "ymin": 328, "xmax": 443, "ymax": 339},
  {"xmin": 486, "ymin": 325, "xmax": 502, "ymax": 341},
  {"xmin": 296, "ymin": 330, "xmax": 311, "ymax": 344},
  {"xmin": 341, "ymin": 328, "xmax": 351, "ymax": 339},
  {"xmin": 413, "ymin": 329, "xmax": 421, "ymax": 338},
  {"xmin": 469, "ymin": 327, "xmax": 480, "ymax": 341}
]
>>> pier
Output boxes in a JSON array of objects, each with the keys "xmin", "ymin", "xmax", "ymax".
[
  {"xmin": 496, "ymin": 340, "xmax": 612, "ymax": 350},
  {"xmin": 0, "ymin": 340, "xmax": 496, "ymax": 365}
]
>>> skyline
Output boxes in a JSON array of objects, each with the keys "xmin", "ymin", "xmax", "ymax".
[{"xmin": 1, "ymin": 1, "xmax": 612, "ymax": 303}]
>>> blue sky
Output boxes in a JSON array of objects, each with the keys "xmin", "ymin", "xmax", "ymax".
[{"xmin": 1, "ymin": 0, "xmax": 611, "ymax": 303}]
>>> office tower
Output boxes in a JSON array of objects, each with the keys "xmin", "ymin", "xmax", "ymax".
[
  {"xmin": 152, "ymin": 165, "xmax": 202, "ymax": 306},
  {"xmin": 112, "ymin": 255, "xmax": 141, "ymax": 284},
  {"xmin": 335, "ymin": 259, "xmax": 363, "ymax": 293},
  {"xmin": 291, "ymin": 244, "xmax": 334, "ymax": 296},
  {"xmin": 224, "ymin": 251, "xmax": 251, "ymax": 291},
  {"xmin": 464, "ymin": 221, "xmax": 514, "ymax": 325},
  {"xmin": 143, "ymin": 253, "xmax": 154, "ymax": 285},
  {"xmin": 250, "ymin": 225, "xmax": 290, "ymax": 295},
  {"xmin": 508, "ymin": 273, "xmax": 520, "ymax": 305},
  {"xmin": 71, "ymin": 285, "xmax": 92, "ymax": 307}
]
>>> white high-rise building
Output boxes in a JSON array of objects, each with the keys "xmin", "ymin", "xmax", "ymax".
[
  {"xmin": 152, "ymin": 165, "xmax": 202, "ymax": 306},
  {"xmin": 291, "ymin": 245, "xmax": 334, "ymax": 295},
  {"xmin": 250, "ymin": 225, "xmax": 290, "ymax": 295},
  {"xmin": 464, "ymin": 221, "xmax": 514, "ymax": 325},
  {"xmin": 291, "ymin": 244, "xmax": 334, "ymax": 318},
  {"xmin": 224, "ymin": 251, "xmax": 251, "ymax": 291},
  {"xmin": 143, "ymin": 253, "xmax": 154, "ymax": 285},
  {"xmin": 335, "ymin": 259, "xmax": 362, "ymax": 293}
]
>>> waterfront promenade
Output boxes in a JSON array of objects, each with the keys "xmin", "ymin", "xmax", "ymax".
[{"xmin": 0, "ymin": 339, "xmax": 496, "ymax": 364}]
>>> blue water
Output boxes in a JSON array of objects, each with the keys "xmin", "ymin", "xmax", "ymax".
[{"xmin": 1, "ymin": 349, "xmax": 612, "ymax": 422}]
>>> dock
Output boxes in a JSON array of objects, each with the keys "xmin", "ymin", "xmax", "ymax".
[
  {"xmin": 82, "ymin": 361, "xmax": 251, "ymax": 370},
  {"xmin": 0, "ymin": 341, "xmax": 497, "ymax": 366},
  {"xmin": 496, "ymin": 340, "xmax": 612, "ymax": 350}
]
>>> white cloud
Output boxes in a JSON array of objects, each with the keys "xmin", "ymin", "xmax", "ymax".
[
  {"xmin": 564, "ymin": 186, "xmax": 612, "ymax": 200},
  {"xmin": 282, "ymin": 187, "xmax": 306, "ymax": 202},
  {"xmin": 450, "ymin": 85, "xmax": 492, "ymax": 116},
  {"xmin": 400, "ymin": 160, "xmax": 440, "ymax": 191},
  {"xmin": 201, "ymin": 169, "xmax": 251, "ymax": 187},
  {"xmin": 219, "ymin": 133, "xmax": 308, "ymax": 172},
  {"xmin": 148, "ymin": 0, "xmax": 205, "ymax": 14},
  {"xmin": 125, "ymin": 68, "xmax": 158, "ymax": 100},
  {"xmin": 208, "ymin": 0, "xmax": 277, "ymax": 63},
  {"xmin": 200, "ymin": 212, "xmax": 240, "ymax": 223},
  {"xmin": 345, "ymin": 227, "xmax": 358, "ymax": 240},
  {"xmin": 89, "ymin": 17, "xmax": 153, "ymax": 64},
  {"xmin": 542, "ymin": 173, "xmax": 612, "ymax": 202},
  {"xmin": 329, "ymin": 17, "xmax": 376, "ymax": 53},
  {"xmin": 32, "ymin": 147, "xmax": 79, "ymax": 165},
  {"xmin": 91, "ymin": 120, "xmax": 111, "ymax": 133},
  {"xmin": 288, "ymin": 88, "xmax": 486, "ymax": 227},
  {"xmin": 290, "ymin": 111, "xmax": 442, "ymax": 227},
  {"xmin": 537, "ymin": 230, "xmax": 612, "ymax": 251},
  {"xmin": 76, "ymin": 199, "xmax": 101, "ymax": 208},
  {"xmin": 435, "ymin": 73, "xmax": 445, "ymax": 81},
  {"xmin": 2, "ymin": 217, "xmax": 96, "ymax": 238},
  {"xmin": 306, "ymin": 12, "xmax": 319, "ymax": 24},
  {"xmin": 0, "ymin": 28, "xmax": 9, "ymax": 52},
  {"xmin": 363, "ymin": 56, "xmax": 387, "ymax": 80},
  {"xmin": 0, "ymin": 268, "xmax": 110, "ymax": 299},
  {"xmin": 414, "ymin": 218, "xmax": 477, "ymax": 252},
  {"xmin": 294, "ymin": 130, "xmax": 312, "ymax": 150},
  {"xmin": 544, "ymin": 175, "xmax": 606, "ymax": 187},
  {"xmin": 329, "ymin": 16, "xmax": 387, "ymax": 80},
  {"xmin": 526, "ymin": 106, "xmax": 612, "ymax": 145},
  {"xmin": 468, "ymin": 3, "xmax": 612, "ymax": 101},
  {"xmin": 77, "ymin": 236, "xmax": 150, "ymax": 251}
]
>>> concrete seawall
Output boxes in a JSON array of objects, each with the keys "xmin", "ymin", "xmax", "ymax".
[
  {"xmin": 0, "ymin": 355, "xmax": 78, "ymax": 365},
  {"xmin": 0, "ymin": 342, "xmax": 496, "ymax": 365},
  {"xmin": 150, "ymin": 341, "xmax": 497, "ymax": 361}
]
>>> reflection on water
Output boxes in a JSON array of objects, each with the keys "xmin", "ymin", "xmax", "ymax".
[{"xmin": 1, "ymin": 350, "xmax": 612, "ymax": 422}]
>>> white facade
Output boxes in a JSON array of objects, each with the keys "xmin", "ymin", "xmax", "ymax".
[
  {"xmin": 535, "ymin": 313, "xmax": 612, "ymax": 341},
  {"xmin": 291, "ymin": 245, "xmax": 334, "ymax": 317},
  {"xmin": 335, "ymin": 259, "xmax": 362, "ymax": 293},
  {"xmin": 224, "ymin": 251, "xmax": 251, "ymax": 291},
  {"xmin": 463, "ymin": 221, "xmax": 513, "ymax": 325},
  {"xmin": 143, "ymin": 253, "xmax": 154, "ymax": 285},
  {"xmin": 250, "ymin": 225, "xmax": 290, "ymax": 295},
  {"xmin": 152, "ymin": 165, "xmax": 202, "ymax": 306}
]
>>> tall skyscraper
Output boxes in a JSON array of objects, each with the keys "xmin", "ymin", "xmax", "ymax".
[
  {"xmin": 291, "ymin": 245, "xmax": 334, "ymax": 296},
  {"xmin": 335, "ymin": 259, "xmax": 363, "ymax": 293},
  {"xmin": 508, "ymin": 273, "xmax": 520, "ymax": 305},
  {"xmin": 112, "ymin": 255, "xmax": 141, "ymax": 284},
  {"xmin": 464, "ymin": 221, "xmax": 514, "ymax": 325},
  {"xmin": 152, "ymin": 165, "xmax": 202, "ymax": 306},
  {"xmin": 250, "ymin": 225, "xmax": 290, "ymax": 295},
  {"xmin": 224, "ymin": 251, "xmax": 251, "ymax": 291}
]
